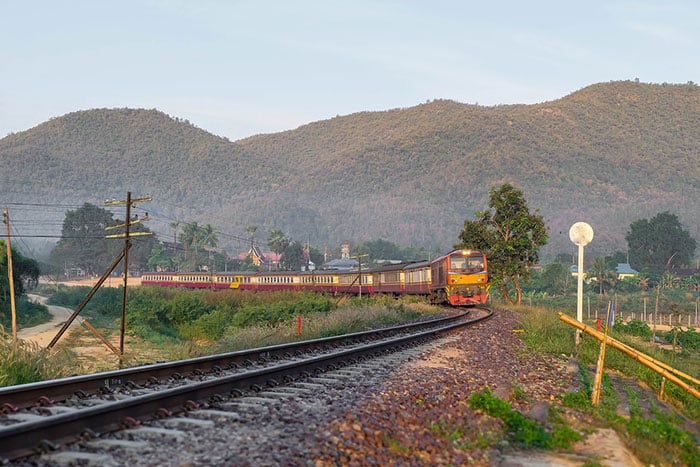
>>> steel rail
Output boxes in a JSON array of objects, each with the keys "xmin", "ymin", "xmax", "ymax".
[
  {"xmin": 0, "ymin": 309, "xmax": 491, "ymax": 460},
  {"xmin": 1, "ymin": 310, "xmax": 470, "ymax": 410}
]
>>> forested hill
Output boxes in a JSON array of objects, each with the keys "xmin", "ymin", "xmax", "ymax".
[{"xmin": 1, "ymin": 81, "xmax": 699, "ymax": 260}]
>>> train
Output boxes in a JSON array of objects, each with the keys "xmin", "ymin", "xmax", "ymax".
[{"xmin": 141, "ymin": 249, "xmax": 489, "ymax": 306}]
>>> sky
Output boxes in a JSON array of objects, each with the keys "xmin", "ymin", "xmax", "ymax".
[{"xmin": 1, "ymin": 0, "xmax": 699, "ymax": 141}]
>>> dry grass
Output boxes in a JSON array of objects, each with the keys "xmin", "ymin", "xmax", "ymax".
[{"xmin": 0, "ymin": 326, "xmax": 76, "ymax": 386}]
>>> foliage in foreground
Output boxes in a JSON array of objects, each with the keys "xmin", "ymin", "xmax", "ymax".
[{"xmin": 0, "ymin": 326, "xmax": 75, "ymax": 386}]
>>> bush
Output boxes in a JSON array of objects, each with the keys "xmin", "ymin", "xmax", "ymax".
[
  {"xmin": 178, "ymin": 306, "xmax": 233, "ymax": 341},
  {"xmin": 613, "ymin": 319, "xmax": 653, "ymax": 339},
  {"xmin": 664, "ymin": 328, "xmax": 700, "ymax": 351},
  {"xmin": 166, "ymin": 291, "xmax": 215, "ymax": 325},
  {"xmin": 232, "ymin": 293, "xmax": 333, "ymax": 328}
]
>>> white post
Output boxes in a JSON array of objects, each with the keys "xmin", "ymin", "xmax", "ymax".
[
  {"xmin": 569, "ymin": 222, "xmax": 593, "ymax": 347},
  {"xmin": 577, "ymin": 243, "xmax": 584, "ymax": 326}
]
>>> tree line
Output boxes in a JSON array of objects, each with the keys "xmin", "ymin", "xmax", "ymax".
[
  {"xmin": 455, "ymin": 185, "xmax": 697, "ymax": 304},
  {"xmin": 1, "ymin": 187, "xmax": 697, "ymax": 319}
]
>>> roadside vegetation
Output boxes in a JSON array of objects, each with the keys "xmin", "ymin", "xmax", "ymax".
[{"xmin": 31, "ymin": 284, "xmax": 440, "ymax": 366}]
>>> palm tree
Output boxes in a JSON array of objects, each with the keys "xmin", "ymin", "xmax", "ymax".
[
  {"xmin": 268, "ymin": 229, "xmax": 288, "ymax": 269},
  {"xmin": 200, "ymin": 224, "xmax": 219, "ymax": 250},
  {"xmin": 180, "ymin": 221, "xmax": 200, "ymax": 262},
  {"xmin": 200, "ymin": 224, "xmax": 219, "ymax": 271},
  {"xmin": 169, "ymin": 220, "xmax": 180, "ymax": 253},
  {"xmin": 589, "ymin": 257, "xmax": 616, "ymax": 296}
]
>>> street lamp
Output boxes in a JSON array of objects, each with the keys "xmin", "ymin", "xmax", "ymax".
[{"xmin": 569, "ymin": 222, "xmax": 594, "ymax": 346}]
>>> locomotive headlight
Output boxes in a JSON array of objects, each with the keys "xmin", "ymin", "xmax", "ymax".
[{"xmin": 461, "ymin": 249, "xmax": 471, "ymax": 256}]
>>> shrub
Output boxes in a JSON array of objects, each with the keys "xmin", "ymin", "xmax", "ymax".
[{"xmin": 613, "ymin": 319, "xmax": 653, "ymax": 339}]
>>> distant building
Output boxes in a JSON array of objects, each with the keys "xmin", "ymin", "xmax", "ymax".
[
  {"xmin": 616, "ymin": 263, "xmax": 638, "ymax": 280},
  {"xmin": 238, "ymin": 246, "xmax": 280, "ymax": 268},
  {"xmin": 323, "ymin": 258, "xmax": 358, "ymax": 271}
]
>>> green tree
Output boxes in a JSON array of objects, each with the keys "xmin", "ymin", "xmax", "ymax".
[
  {"xmin": 245, "ymin": 225, "xmax": 257, "ymax": 250},
  {"xmin": 49, "ymin": 203, "xmax": 122, "ymax": 276},
  {"xmin": 538, "ymin": 263, "xmax": 572, "ymax": 296},
  {"xmin": 280, "ymin": 240, "xmax": 305, "ymax": 270},
  {"xmin": 626, "ymin": 212, "xmax": 696, "ymax": 275},
  {"xmin": 200, "ymin": 224, "xmax": 218, "ymax": 250},
  {"xmin": 147, "ymin": 243, "xmax": 174, "ymax": 271},
  {"xmin": 456, "ymin": 184, "xmax": 547, "ymax": 305},
  {"xmin": 180, "ymin": 221, "xmax": 201, "ymax": 261},
  {"xmin": 0, "ymin": 242, "xmax": 40, "ymax": 314},
  {"xmin": 169, "ymin": 220, "xmax": 180, "ymax": 252},
  {"xmin": 357, "ymin": 239, "xmax": 403, "ymax": 263},
  {"xmin": 126, "ymin": 219, "xmax": 158, "ymax": 273}
]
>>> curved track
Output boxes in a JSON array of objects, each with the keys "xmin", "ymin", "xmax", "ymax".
[{"xmin": 0, "ymin": 308, "xmax": 491, "ymax": 461}]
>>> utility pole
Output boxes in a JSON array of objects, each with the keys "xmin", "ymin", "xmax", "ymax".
[
  {"xmin": 105, "ymin": 192, "xmax": 152, "ymax": 357},
  {"xmin": 351, "ymin": 253, "xmax": 369, "ymax": 298},
  {"xmin": 3, "ymin": 209, "xmax": 17, "ymax": 342}
]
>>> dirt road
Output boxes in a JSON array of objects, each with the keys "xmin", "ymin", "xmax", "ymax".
[{"xmin": 17, "ymin": 295, "xmax": 83, "ymax": 347}]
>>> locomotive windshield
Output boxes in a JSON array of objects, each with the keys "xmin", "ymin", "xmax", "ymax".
[{"xmin": 450, "ymin": 253, "xmax": 485, "ymax": 273}]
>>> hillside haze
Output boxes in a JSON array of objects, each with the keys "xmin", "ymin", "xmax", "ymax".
[{"xmin": 1, "ymin": 81, "xmax": 699, "ymax": 261}]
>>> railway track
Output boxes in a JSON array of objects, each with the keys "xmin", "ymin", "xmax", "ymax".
[{"xmin": 0, "ymin": 307, "xmax": 491, "ymax": 462}]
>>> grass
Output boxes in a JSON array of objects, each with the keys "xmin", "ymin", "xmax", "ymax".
[
  {"xmin": 4, "ymin": 292, "xmax": 442, "ymax": 377},
  {"xmin": 0, "ymin": 326, "xmax": 76, "ymax": 386},
  {"xmin": 512, "ymin": 302, "xmax": 700, "ymax": 465},
  {"xmin": 213, "ymin": 299, "xmax": 437, "ymax": 353}
]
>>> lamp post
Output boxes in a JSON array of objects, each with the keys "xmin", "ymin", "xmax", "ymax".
[{"xmin": 569, "ymin": 222, "xmax": 594, "ymax": 346}]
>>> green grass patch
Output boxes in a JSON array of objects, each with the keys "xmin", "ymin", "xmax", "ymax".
[{"xmin": 468, "ymin": 388, "xmax": 582, "ymax": 449}]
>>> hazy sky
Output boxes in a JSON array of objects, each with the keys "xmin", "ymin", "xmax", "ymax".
[{"xmin": 2, "ymin": 0, "xmax": 698, "ymax": 141}]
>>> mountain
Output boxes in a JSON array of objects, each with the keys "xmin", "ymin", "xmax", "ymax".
[{"xmin": 1, "ymin": 81, "xmax": 699, "ymax": 262}]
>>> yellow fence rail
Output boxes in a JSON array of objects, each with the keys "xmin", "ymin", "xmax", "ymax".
[{"xmin": 558, "ymin": 312, "xmax": 700, "ymax": 402}]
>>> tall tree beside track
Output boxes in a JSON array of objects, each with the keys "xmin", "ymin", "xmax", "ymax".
[{"xmin": 456, "ymin": 184, "xmax": 547, "ymax": 305}]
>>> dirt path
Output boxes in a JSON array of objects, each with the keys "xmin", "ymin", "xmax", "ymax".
[{"xmin": 17, "ymin": 295, "xmax": 84, "ymax": 347}]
